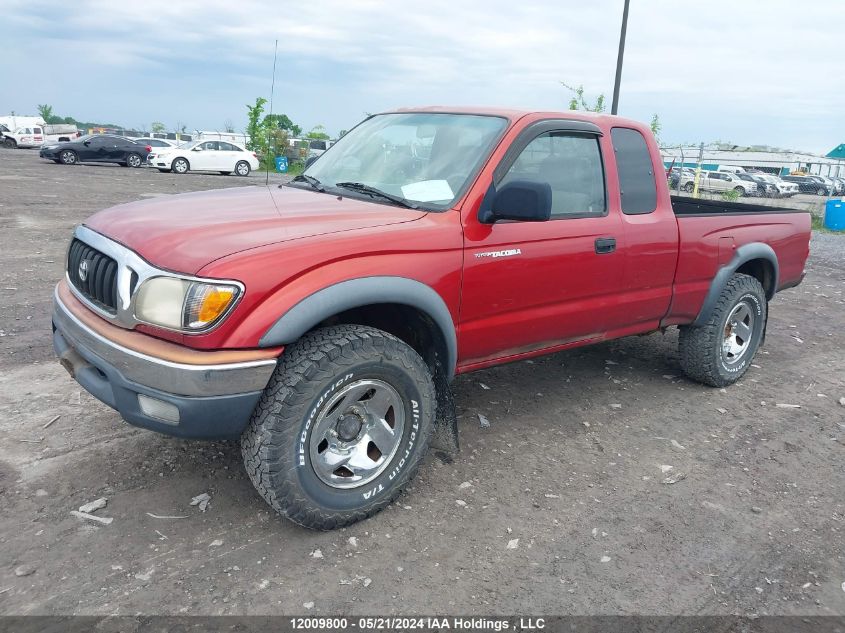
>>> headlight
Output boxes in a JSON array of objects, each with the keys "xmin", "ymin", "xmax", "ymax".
[{"xmin": 134, "ymin": 277, "xmax": 240, "ymax": 331}]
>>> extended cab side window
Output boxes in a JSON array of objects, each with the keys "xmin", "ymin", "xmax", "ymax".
[
  {"xmin": 611, "ymin": 127, "xmax": 657, "ymax": 215},
  {"xmin": 500, "ymin": 132, "xmax": 606, "ymax": 218}
]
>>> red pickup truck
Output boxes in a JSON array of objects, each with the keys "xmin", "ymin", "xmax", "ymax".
[{"xmin": 52, "ymin": 107, "xmax": 810, "ymax": 529}]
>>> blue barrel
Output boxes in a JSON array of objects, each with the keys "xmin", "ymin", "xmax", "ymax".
[
  {"xmin": 824, "ymin": 199, "xmax": 845, "ymax": 231},
  {"xmin": 274, "ymin": 156, "xmax": 288, "ymax": 173}
]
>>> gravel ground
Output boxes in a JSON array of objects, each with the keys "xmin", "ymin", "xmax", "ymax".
[{"xmin": 0, "ymin": 149, "xmax": 844, "ymax": 617}]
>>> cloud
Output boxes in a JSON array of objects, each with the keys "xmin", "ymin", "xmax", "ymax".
[{"xmin": 1, "ymin": 0, "xmax": 842, "ymax": 152}]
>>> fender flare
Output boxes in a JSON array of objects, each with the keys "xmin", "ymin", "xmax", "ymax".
[
  {"xmin": 692, "ymin": 242, "xmax": 778, "ymax": 327},
  {"xmin": 258, "ymin": 276, "xmax": 458, "ymax": 380}
]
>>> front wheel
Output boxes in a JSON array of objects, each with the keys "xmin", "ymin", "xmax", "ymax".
[
  {"xmin": 733, "ymin": 186, "xmax": 745, "ymax": 196},
  {"xmin": 3, "ymin": 138, "xmax": 16, "ymax": 149},
  {"xmin": 241, "ymin": 325, "xmax": 436, "ymax": 530},
  {"xmin": 817, "ymin": 188, "xmax": 826, "ymax": 196},
  {"xmin": 678, "ymin": 273, "xmax": 767, "ymax": 387},
  {"xmin": 684, "ymin": 182, "xmax": 695, "ymax": 193},
  {"xmin": 59, "ymin": 150, "xmax": 78, "ymax": 165},
  {"xmin": 235, "ymin": 160, "xmax": 251, "ymax": 176},
  {"xmin": 171, "ymin": 157, "xmax": 189, "ymax": 174}
]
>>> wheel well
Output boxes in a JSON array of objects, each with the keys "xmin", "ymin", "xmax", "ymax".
[
  {"xmin": 314, "ymin": 303, "xmax": 450, "ymax": 377},
  {"xmin": 736, "ymin": 259, "xmax": 775, "ymax": 298}
]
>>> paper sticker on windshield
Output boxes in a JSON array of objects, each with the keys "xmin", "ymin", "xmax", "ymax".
[{"xmin": 401, "ymin": 180, "xmax": 453, "ymax": 202}]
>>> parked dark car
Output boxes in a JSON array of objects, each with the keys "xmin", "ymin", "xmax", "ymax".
[
  {"xmin": 781, "ymin": 175, "xmax": 830, "ymax": 196},
  {"xmin": 39, "ymin": 134, "xmax": 150, "ymax": 167}
]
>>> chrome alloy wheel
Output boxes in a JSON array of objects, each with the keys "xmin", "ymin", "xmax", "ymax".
[
  {"xmin": 721, "ymin": 301, "xmax": 755, "ymax": 365},
  {"xmin": 309, "ymin": 379, "xmax": 405, "ymax": 489}
]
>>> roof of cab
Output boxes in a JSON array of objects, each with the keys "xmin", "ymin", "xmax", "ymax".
[{"xmin": 384, "ymin": 105, "xmax": 646, "ymax": 130}]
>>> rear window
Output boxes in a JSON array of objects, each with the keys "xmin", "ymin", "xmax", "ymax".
[{"xmin": 611, "ymin": 127, "xmax": 657, "ymax": 215}]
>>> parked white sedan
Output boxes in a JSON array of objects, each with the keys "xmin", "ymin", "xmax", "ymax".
[{"xmin": 148, "ymin": 140, "xmax": 259, "ymax": 176}]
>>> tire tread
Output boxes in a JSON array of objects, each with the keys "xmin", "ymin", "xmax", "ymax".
[
  {"xmin": 241, "ymin": 324, "xmax": 435, "ymax": 530},
  {"xmin": 679, "ymin": 273, "xmax": 766, "ymax": 387}
]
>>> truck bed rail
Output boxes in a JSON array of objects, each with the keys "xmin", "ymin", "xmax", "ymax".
[{"xmin": 671, "ymin": 195, "xmax": 804, "ymax": 217}]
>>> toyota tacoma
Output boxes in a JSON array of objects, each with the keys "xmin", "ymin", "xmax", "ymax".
[{"xmin": 52, "ymin": 107, "xmax": 811, "ymax": 529}]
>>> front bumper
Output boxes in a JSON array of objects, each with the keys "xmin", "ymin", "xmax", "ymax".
[
  {"xmin": 52, "ymin": 282, "xmax": 279, "ymax": 439},
  {"xmin": 147, "ymin": 155, "xmax": 173, "ymax": 169}
]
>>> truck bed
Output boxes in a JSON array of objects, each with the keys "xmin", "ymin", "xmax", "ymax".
[
  {"xmin": 671, "ymin": 195, "xmax": 803, "ymax": 216},
  {"xmin": 664, "ymin": 195, "xmax": 811, "ymax": 327}
]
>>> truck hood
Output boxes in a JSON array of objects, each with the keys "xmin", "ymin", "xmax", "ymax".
[{"xmin": 84, "ymin": 185, "xmax": 427, "ymax": 274}]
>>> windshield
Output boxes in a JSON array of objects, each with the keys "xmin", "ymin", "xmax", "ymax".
[{"xmin": 301, "ymin": 113, "xmax": 508, "ymax": 209}]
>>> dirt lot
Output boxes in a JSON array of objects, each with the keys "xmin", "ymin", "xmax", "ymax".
[{"xmin": 0, "ymin": 149, "xmax": 843, "ymax": 617}]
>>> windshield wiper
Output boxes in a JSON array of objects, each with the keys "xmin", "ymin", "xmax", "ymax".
[
  {"xmin": 334, "ymin": 182, "xmax": 419, "ymax": 209},
  {"xmin": 287, "ymin": 174, "xmax": 325, "ymax": 192}
]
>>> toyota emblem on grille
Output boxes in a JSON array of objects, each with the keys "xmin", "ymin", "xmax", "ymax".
[{"xmin": 78, "ymin": 259, "xmax": 89, "ymax": 282}]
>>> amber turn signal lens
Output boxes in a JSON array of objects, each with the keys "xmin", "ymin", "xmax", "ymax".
[
  {"xmin": 198, "ymin": 287, "xmax": 235, "ymax": 322},
  {"xmin": 184, "ymin": 283, "xmax": 239, "ymax": 329}
]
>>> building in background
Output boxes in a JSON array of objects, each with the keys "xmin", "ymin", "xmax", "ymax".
[{"xmin": 661, "ymin": 144, "xmax": 844, "ymax": 177}]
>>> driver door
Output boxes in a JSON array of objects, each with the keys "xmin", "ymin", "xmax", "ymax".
[
  {"xmin": 80, "ymin": 136, "xmax": 105, "ymax": 160},
  {"xmin": 459, "ymin": 123, "xmax": 626, "ymax": 367},
  {"xmin": 191, "ymin": 141, "xmax": 218, "ymax": 170}
]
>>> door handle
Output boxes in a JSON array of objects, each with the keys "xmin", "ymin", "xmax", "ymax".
[{"xmin": 595, "ymin": 237, "xmax": 616, "ymax": 254}]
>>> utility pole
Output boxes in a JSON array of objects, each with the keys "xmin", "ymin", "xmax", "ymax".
[{"xmin": 610, "ymin": 0, "xmax": 631, "ymax": 115}]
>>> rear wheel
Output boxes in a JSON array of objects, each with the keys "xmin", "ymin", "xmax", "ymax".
[
  {"xmin": 679, "ymin": 273, "xmax": 767, "ymax": 387},
  {"xmin": 817, "ymin": 188, "xmax": 826, "ymax": 196},
  {"xmin": 733, "ymin": 186, "xmax": 745, "ymax": 196},
  {"xmin": 172, "ymin": 157, "xmax": 189, "ymax": 174},
  {"xmin": 59, "ymin": 150, "xmax": 78, "ymax": 165},
  {"xmin": 241, "ymin": 325, "xmax": 436, "ymax": 530},
  {"xmin": 126, "ymin": 152, "xmax": 142, "ymax": 168},
  {"xmin": 235, "ymin": 160, "xmax": 251, "ymax": 177}
]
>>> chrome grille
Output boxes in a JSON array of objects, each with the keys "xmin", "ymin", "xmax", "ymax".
[{"xmin": 67, "ymin": 238, "xmax": 119, "ymax": 313}]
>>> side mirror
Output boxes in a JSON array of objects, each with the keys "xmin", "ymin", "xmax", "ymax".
[
  {"xmin": 304, "ymin": 155, "xmax": 319, "ymax": 169},
  {"xmin": 83, "ymin": 141, "xmax": 90, "ymax": 146},
  {"xmin": 480, "ymin": 180, "xmax": 552, "ymax": 224}
]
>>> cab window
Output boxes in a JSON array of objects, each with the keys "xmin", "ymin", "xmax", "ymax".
[
  {"xmin": 500, "ymin": 131, "xmax": 606, "ymax": 218},
  {"xmin": 611, "ymin": 127, "xmax": 657, "ymax": 215}
]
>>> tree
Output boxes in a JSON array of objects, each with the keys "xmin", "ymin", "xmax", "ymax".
[
  {"xmin": 650, "ymin": 114, "xmax": 662, "ymax": 143},
  {"xmin": 224, "ymin": 119, "xmax": 235, "ymax": 133},
  {"xmin": 263, "ymin": 113, "xmax": 301, "ymax": 137},
  {"xmin": 37, "ymin": 104, "xmax": 54, "ymax": 121},
  {"xmin": 37, "ymin": 104, "xmax": 63, "ymax": 124},
  {"xmin": 245, "ymin": 97, "xmax": 268, "ymax": 153},
  {"xmin": 306, "ymin": 124, "xmax": 330, "ymax": 140},
  {"xmin": 151, "ymin": 121, "xmax": 166, "ymax": 133},
  {"xmin": 560, "ymin": 82, "xmax": 605, "ymax": 113},
  {"xmin": 267, "ymin": 127, "xmax": 290, "ymax": 162},
  {"xmin": 338, "ymin": 130, "xmax": 348, "ymax": 138}
]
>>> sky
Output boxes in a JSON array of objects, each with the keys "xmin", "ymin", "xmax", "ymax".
[{"xmin": 2, "ymin": 0, "xmax": 843, "ymax": 154}]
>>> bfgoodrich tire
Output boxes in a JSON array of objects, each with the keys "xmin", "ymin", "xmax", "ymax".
[
  {"xmin": 678, "ymin": 273, "xmax": 767, "ymax": 387},
  {"xmin": 241, "ymin": 325, "xmax": 436, "ymax": 530}
]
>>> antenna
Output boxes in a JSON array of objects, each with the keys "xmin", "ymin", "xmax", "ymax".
[{"xmin": 266, "ymin": 38, "xmax": 279, "ymax": 186}]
